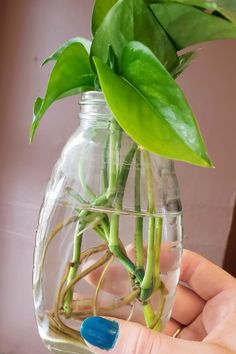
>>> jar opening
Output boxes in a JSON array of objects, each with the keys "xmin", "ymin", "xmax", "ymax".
[
  {"xmin": 79, "ymin": 91, "xmax": 113, "ymax": 122},
  {"xmin": 79, "ymin": 91, "xmax": 106, "ymax": 105}
]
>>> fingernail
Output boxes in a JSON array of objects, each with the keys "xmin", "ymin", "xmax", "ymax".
[{"xmin": 80, "ymin": 316, "xmax": 119, "ymax": 350}]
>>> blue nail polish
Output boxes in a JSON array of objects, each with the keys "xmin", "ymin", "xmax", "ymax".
[{"xmin": 80, "ymin": 316, "xmax": 119, "ymax": 351}]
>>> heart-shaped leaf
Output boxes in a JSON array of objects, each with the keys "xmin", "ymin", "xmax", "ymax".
[
  {"xmin": 152, "ymin": 0, "xmax": 236, "ymax": 23},
  {"xmin": 30, "ymin": 43, "xmax": 95, "ymax": 142},
  {"xmin": 93, "ymin": 42, "xmax": 212, "ymax": 167},
  {"xmin": 151, "ymin": 3, "xmax": 236, "ymax": 50},
  {"xmin": 92, "ymin": 0, "xmax": 118, "ymax": 35},
  {"xmin": 42, "ymin": 37, "xmax": 91, "ymax": 65},
  {"xmin": 91, "ymin": 0, "xmax": 178, "ymax": 72}
]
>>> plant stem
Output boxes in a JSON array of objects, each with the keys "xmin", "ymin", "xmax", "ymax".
[
  {"xmin": 134, "ymin": 149, "xmax": 144, "ymax": 276},
  {"xmin": 63, "ymin": 119, "xmax": 120, "ymax": 314},
  {"xmin": 154, "ymin": 217, "xmax": 163, "ymax": 290},
  {"xmin": 63, "ymin": 211, "xmax": 110, "ymax": 314},
  {"xmin": 140, "ymin": 150, "xmax": 155, "ymax": 301},
  {"xmin": 107, "ymin": 118, "xmax": 119, "ymax": 197},
  {"xmin": 115, "ymin": 142, "xmax": 137, "ymax": 208},
  {"xmin": 140, "ymin": 154, "xmax": 165, "ymax": 330},
  {"xmin": 108, "ymin": 138, "xmax": 142, "ymax": 281},
  {"xmin": 149, "ymin": 282, "xmax": 167, "ymax": 331},
  {"xmin": 66, "ymin": 187, "xmax": 88, "ymax": 204},
  {"xmin": 101, "ymin": 134, "xmax": 109, "ymax": 193},
  {"xmin": 109, "ymin": 214, "xmax": 143, "ymax": 281},
  {"xmin": 143, "ymin": 302, "xmax": 155, "ymax": 328},
  {"xmin": 63, "ymin": 221, "xmax": 84, "ymax": 315}
]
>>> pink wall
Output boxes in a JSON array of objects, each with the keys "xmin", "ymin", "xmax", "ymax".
[
  {"xmin": 176, "ymin": 42, "xmax": 236, "ymax": 263},
  {"xmin": 0, "ymin": 0, "xmax": 236, "ymax": 352}
]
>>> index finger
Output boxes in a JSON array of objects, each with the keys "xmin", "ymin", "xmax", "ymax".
[{"xmin": 180, "ymin": 249, "xmax": 236, "ymax": 300}]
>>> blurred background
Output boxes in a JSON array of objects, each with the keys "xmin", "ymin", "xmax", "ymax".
[{"xmin": 0, "ymin": 0, "xmax": 236, "ymax": 353}]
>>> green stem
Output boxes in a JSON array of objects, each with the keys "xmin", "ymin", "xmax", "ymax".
[
  {"xmin": 134, "ymin": 149, "xmax": 144, "ymax": 275},
  {"xmin": 109, "ymin": 214, "xmax": 144, "ymax": 283},
  {"xmin": 143, "ymin": 302, "xmax": 156, "ymax": 328},
  {"xmin": 143, "ymin": 295, "xmax": 165, "ymax": 331},
  {"xmin": 101, "ymin": 134, "xmax": 109, "ymax": 193},
  {"xmin": 109, "ymin": 214, "xmax": 136, "ymax": 274},
  {"xmin": 154, "ymin": 217, "xmax": 163, "ymax": 290},
  {"xmin": 85, "ymin": 122, "xmax": 122, "ymax": 208},
  {"xmin": 62, "ymin": 126, "xmax": 118, "ymax": 315},
  {"xmin": 149, "ymin": 282, "xmax": 166, "ymax": 331},
  {"xmin": 140, "ymin": 150, "xmax": 155, "ymax": 301},
  {"xmin": 144, "ymin": 151, "xmax": 155, "ymax": 213},
  {"xmin": 115, "ymin": 143, "xmax": 137, "ymax": 208},
  {"xmin": 66, "ymin": 187, "xmax": 88, "ymax": 204},
  {"xmin": 107, "ymin": 124, "xmax": 141, "ymax": 280},
  {"xmin": 63, "ymin": 210, "xmax": 110, "ymax": 313},
  {"xmin": 77, "ymin": 205, "xmax": 110, "ymax": 242},
  {"xmin": 107, "ymin": 119, "xmax": 119, "ymax": 197},
  {"xmin": 140, "ymin": 154, "xmax": 165, "ymax": 330},
  {"xmin": 63, "ymin": 221, "xmax": 84, "ymax": 314}
]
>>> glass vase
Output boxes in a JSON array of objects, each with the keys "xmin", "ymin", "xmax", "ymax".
[{"xmin": 33, "ymin": 91, "xmax": 183, "ymax": 354}]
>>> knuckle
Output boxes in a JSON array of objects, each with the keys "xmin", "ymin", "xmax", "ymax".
[{"xmin": 132, "ymin": 327, "xmax": 160, "ymax": 354}]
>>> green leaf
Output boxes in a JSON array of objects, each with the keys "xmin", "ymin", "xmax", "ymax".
[
  {"xmin": 93, "ymin": 43, "xmax": 212, "ymax": 167},
  {"xmin": 92, "ymin": 0, "xmax": 118, "ymax": 35},
  {"xmin": 106, "ymin": 45, "xmax": 119, "ymax": 72},
  {"xmin": 91, "ymin": 0, "xmax": 178, "ymax": 73},
  {"xmin": 42, "ymin": 37, "xmax": 91, "ymax": 65},
  {"xmin": 153, "ymin": 0, "xmax": 236, "ymax": 23},
  {"xmin": 151, "ymin": 3, "xmax": 236, "ymax": 50},
  {"xmin": 30, "ymin": 43, "xmax": 95, "ymax": 142},
  {"xmin": 172, "ymin": 51, "xmax": 197, "ymax": 78}
]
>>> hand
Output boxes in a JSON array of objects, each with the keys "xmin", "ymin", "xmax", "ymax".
[{"xmin": 80, "ymin": 250, "xmax": 236, "ymax": 353}]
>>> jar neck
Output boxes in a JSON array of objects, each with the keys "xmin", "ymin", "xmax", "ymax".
[{"xmin": 79, "ymin": 91, "xmax": 114, "ymax": 129}]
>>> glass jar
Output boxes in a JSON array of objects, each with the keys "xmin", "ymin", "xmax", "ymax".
[{"xmin": 33, "ymin": 91, "xmax": 183, "ymax": 354}]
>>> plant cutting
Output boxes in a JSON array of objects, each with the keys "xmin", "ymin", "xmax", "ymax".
[{"xmin": 31, "ymin": 1, "xmax": 236, "ymax": 353}]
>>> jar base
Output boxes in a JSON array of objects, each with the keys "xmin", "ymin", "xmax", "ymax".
[{"xmin": 43, "ymin": 336, "xmax": 93, "ymax": 354}]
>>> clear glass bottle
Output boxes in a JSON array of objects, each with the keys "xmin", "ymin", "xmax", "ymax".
[{"xmin": 33, "ymin": 91, "xmax": 183, "ymax": 354}]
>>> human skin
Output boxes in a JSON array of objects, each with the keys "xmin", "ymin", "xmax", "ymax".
[{"xmin": 80, "ymin": 250, "xmax": 236, "ymax": 354}]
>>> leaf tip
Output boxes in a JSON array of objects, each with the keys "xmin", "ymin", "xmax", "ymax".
[
  {"xmin": 41, "ymin": 58, "xmax": 50, "ymax": 66},
  {"xmin": 201, "ymin": 156, "xmax": 214, "ymax": 168},
  {"xmin": 29, "ymin": 124, "xmax": 35, "ymax": 144}
]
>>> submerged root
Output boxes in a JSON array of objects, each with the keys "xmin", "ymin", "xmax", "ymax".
[
  {"xmin": 149, "ymin": 281, "xmax": 168, "ymax": 330},
  {"xmin": 47, "ymin": 311, "xmax": 87, "ymax": 349},
  {"xmin": 61, "ymin": 251, "xmax": 113, "ymax": 306},
  {"xmin": 69, "ymin": 288, "xmax": 140, "ymax": 318},
  {"xmin": 92, "ymin": 255, "xmax": 115, "ymax": 316},
  {"xmin": 42, "ymin": 227, "xmax": 166, "ymax": 342},
  {"xmin": 40, "ymin": 216, "xmax": 78, "ymax": 272},
  {"xmin": 80, "ymin": 243, "xmax": 108, "ymax": 263}
]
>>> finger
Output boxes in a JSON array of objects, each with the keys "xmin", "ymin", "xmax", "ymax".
[
  {"xmin": 179, "ymin": 313, "xmax": 207, "ymax": 341},
  {"xmin": 80, "ymin": 316, "xmax": 226, "ymax": 354},
  {"xmin": 82, "ymin": 244, "xmax": 135, "ymax": 296},
  {"xmin": 163, "ymin": 317, "xmax": 182, "ymax": 336},
  {"xmin": 171, "ymin": 284, "xmax": 205, "ymax": 325},
  {"xmin": 180, "ymin": 249, "xmax": 236, "ymax": 300},
  {"xmin": 83, "ymin": 260, "xmax": 131, "ymax": 296},
  {"xmin": 164, "ymin": 316, "xmax": 206, "ymax": 342}
]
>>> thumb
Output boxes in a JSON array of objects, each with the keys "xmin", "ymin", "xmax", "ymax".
[{"xmin": 80, "ymin": 316, "xmax": 221, "ymax": 354}]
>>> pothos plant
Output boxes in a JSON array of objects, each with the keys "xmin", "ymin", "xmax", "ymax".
[{"xmin": 31, "ymin": 0, "xmax": 236, "ymax": 343}]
